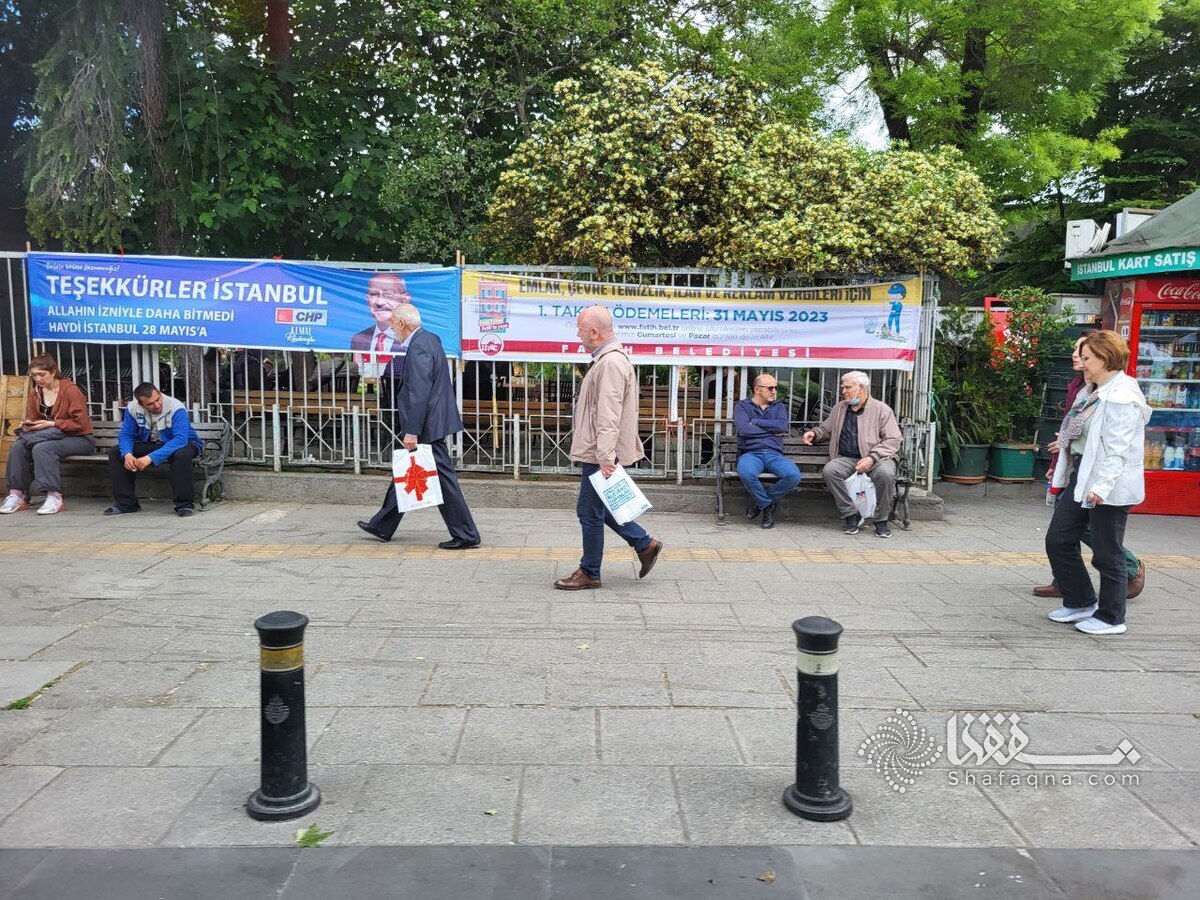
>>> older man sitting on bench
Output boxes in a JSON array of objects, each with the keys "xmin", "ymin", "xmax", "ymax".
[{"xmin": 802, "ymin": 371, "xmax": 902, "ymax": 538}]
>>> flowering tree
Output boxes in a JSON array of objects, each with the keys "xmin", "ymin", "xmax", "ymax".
[{"xmin": 486, "ymin": 61, "xmax": 1004, "ymax": 275}]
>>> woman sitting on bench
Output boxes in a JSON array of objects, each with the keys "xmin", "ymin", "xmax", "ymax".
[{"xmin": 2, "ymin": 353, "xmax": 95, "ymax": 516}]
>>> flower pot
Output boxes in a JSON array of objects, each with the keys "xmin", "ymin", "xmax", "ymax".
[
  {"xmin": 941, "ymin": 443, "xmax": 988, "ymax": 484},
  {"xmin": 989, "ymin": 442, "xmax": 1037, "ymax": 482}
]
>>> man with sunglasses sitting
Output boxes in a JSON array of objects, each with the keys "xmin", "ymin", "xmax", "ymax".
[{"xmin": 733, "ymin": 374, "xmax": 801, "ymax": 529}]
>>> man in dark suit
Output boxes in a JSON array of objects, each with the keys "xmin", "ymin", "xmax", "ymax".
[
  {"xmin": 357, "ymin": 304, "xmax": 481, "ymax": 550},
  {"xmin": 350, "ymin": 273, "xmax": 410, "ymax": 353}
]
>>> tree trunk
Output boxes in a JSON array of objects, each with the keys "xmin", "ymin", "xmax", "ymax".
[
  {"xmin": 265, "ymin": 0, "xmax": 305, "ymax": 259},
  {"xmin": 861, "ymin": 43, "xmax": 910, "ymax": 144},
  {"xmin": 127, "ymin": 0, "xmax": 180, "ymax": 254},
  {"xmin": 954, "ymin": 27, "xmax": 988, "ymax": 149}
]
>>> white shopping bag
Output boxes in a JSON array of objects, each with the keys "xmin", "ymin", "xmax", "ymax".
[
  {"xmin": 844, "ymin": 472, "xmax": 876, "ymax": 523},
  {"xmin": 392, "ymin": 445, "xmax": 444, "ymax": 513},
  {"xmin": 589, "ymin": 465, "xmax": 653, "ymax": 525}
]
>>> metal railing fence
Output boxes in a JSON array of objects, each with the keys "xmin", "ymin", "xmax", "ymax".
[{"xmin": 2, "ymin": 254, "xmax": 936, "ymax": 484}]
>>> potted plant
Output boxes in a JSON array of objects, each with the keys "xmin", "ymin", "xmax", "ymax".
[
  {"xmin": 933, "ymin": 305, "xmax": 999, "ymax": 483},
  {"xmin": 985, "ymin": 288, "xmax": 1072, "ymax": 481}
]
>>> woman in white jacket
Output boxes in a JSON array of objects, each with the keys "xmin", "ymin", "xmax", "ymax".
[{"xmin": 1045, "ymin": 330, "xmax": 1151, "ymax": 635}]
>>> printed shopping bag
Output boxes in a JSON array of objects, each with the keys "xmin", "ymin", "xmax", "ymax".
[
  {"xmin": 588, "ymin": 465, "xmax": 652, "ymax": 525},
  {"xmin": 844, "ymin": 471, "xmax": 876, "ymax": 523},
  {"xmin": 392, "ymin": 445, "xmax": 444, "ymax": 512}
]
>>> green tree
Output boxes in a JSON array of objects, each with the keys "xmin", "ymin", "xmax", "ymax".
[
  {"xmin": 705, "ymin": 128, "xmax": 1004, "ymax": 276},
  {"xmin": 378, "ymin": 0, "xmax": 680, "ymax": 262},
  {"xmin": 485, "ymin": 61, "xmax": 765, "ymax": 270},
  {"xmin": 761, "ymin": 0, "xmax": 1159, "ymax": 202},
  {"xmin": 1092, "ymin": 0, "xmax": 1200, "ymax": 205},
  {"xmin": 487, "ymin": 61, "xmax": 1003, "ymax": 275},
  {"xmin": 0, "ymin": 0, "xmax": 57, "ymax": 246},
  {"xmin": 24, "ymin": 1, "xmax": 136, "ymax": 250}
]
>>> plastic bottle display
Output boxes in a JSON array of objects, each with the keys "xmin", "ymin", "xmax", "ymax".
[
  {"xmin": 1136, "ymin": 305, "xmax": 1200, "ymax": 483},
  {"xmin": 1187, "ymin": 431, "xmax": 1200, "ymax": 472}
]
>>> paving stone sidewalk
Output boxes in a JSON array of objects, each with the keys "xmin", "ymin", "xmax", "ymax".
[{"xmin": 1, "ymin": 492, "xmax": 1198, "ymax": 856}]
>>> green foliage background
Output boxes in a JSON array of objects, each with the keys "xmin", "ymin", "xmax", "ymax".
[{"xmin": 2, "ymin": 0, "xmax": 1193, "ymax": 286}]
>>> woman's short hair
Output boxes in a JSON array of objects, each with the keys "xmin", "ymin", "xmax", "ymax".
[
  {"xmin": 28, "ymin": 353, "xmax": 60, "ymax": 378},
  {"xmin": 1082, "ymin": 330, "xmax": 1130, "ymax": 372}
]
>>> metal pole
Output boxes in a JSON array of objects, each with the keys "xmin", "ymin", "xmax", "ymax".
[
  {"xmin": 676, "ymin": 419, "xmax": 684, "ymax": 485},
  {"xmin": 513, "ymin": 413, "xmax": 521, "ymax": 481},
  {"xmin": 782, "ymin": 616, "xmax": 852, "ymax": 821},
  {"xmin": 926, "ymin": 421, "xmax": 937, "ymax": 493},
  {"xmin": 246, "ymin": 610, "xmax": 321, "ymax": 821},
  {"xmin": 272, "ymin": 404, "xmax": 282, "ymax": 473},
  {"xmin": 352, "ymin": 407, "xmax": 361, "ymax": 475}
]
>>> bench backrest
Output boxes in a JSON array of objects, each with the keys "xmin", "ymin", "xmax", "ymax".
[{"xmin": 89, "ymin": 420, "xmax": 231, "ymax": 457}]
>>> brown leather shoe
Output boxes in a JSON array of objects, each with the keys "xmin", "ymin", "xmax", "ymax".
[
  {"xmin": 554, "ymin": 569, "xmax": 601, "ymax": 591},
  {"xmin": 1126, "ymin": 561, "xmax": 1146, "ymax": 600},
  {"xmin": 636, "ymin": 539, "xmax": 663, "ymax": 579},
  {"xmin": 1032, "ymin": 583, "xmax": 1062, "ymax": 598}
]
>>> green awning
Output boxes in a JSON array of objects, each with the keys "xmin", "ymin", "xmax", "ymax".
[{"xmin": 1070, "ymin": 188, "xmax": 1200, "ymax": 281}]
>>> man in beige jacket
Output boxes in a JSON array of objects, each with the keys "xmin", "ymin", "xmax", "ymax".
[
  {"xmin": 554, "ymin": 306, "xmax": 663, "ymax": 590},
  {"xmin": 802, "ymin": 371, "xmax": 902, "ymax": 537}
]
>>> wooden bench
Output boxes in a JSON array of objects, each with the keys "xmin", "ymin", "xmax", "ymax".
[
  {"xmin": 66, "ymin": 420, "xmax": 233, "ymax": 509},
  {"xmin": 715, "ymin": 433, "xmax": 911, "ymax": 528}
]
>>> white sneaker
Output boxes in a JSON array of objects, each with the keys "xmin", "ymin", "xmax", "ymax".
[
  {"xmin": 1048, "ymin": 603, "xmax": 1099, "ymax": 623},
  {"xmin": 1075, "ymin": 616, "xmax": 1127, "ymax": 635},
  {"xmin": 36, "ymin": 495, "xmax": 64, "ymax": 516},
  {"xmin": 0, "ymin": 494, "xmax": 28, "ymax": 514}
]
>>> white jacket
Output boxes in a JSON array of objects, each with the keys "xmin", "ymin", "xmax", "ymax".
[{"xmin": 1051, "ymin": 372, "xmax": 1151, "ymax": 506}]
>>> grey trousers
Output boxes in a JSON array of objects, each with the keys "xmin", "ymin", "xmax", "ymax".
[
  {"xmin": 822, "ymin": 456, "xmax": 897, "ymax": 522},
  {"xmin": 5, "ymin": 428, "xmax": 96, "ymax": 495}
]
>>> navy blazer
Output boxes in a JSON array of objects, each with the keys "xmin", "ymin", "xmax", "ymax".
[{"xmin": 395, "ymin": 328, "xmax": 464, "ymax": 441}]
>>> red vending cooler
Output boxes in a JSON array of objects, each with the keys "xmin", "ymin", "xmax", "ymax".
[{"xmin": 1105, "ymin": 276, "xmax": 1200, "ymax": 516}]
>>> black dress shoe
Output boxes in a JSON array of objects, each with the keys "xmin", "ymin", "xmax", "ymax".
[
  {"xmin": 438, "ymin": 538, "xmax": 481, "ymax": 550},
  {"xmin": 357, "ymin": 520, "xmax": 390, "ymax": 543},
  {"xmin": 745, "ymin": 504, "xmax": 762, "ymax": 521},
  {"xmin": 761, "ymin": 503, "xmax": 776, "ymax": 529}
]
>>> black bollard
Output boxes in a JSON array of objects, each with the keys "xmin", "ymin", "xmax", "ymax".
[
  {"xmin": 782, "ymin": 615, "xmax": 852, "ymax": 821},
  {"xmin": 246, "ymin": 610, "xmax": 321, "ymax": 821}
]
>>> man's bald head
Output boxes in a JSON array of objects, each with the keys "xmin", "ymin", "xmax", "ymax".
[{"xmin": 576, "ymin": 305, "xmax": 614, "ymax": 352}]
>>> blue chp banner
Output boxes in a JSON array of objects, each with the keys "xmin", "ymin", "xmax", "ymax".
[{"xmin": 27, "ymin": 252, "xmax": 462, "ymax": 356}]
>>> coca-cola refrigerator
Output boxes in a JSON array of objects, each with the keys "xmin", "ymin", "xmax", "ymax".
[{"xmin": 1105, "ymin": 275, "xmax": 1200, "ymax": 516}]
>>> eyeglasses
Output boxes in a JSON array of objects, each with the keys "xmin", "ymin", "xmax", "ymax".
[{"xmin": 757, "ymin": 385, "xmax": 778, "ymax": 391}]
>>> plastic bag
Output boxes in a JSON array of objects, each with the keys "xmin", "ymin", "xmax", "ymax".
[
  {"xmin": 392, "ymin": 445, "xmax": 444, "ymax": 512},
  {"xmin": 588, "ymin": 465, "xmax": 652, "ymax": 525},
  {"xmin": 844, "ymin": 472, "xmax": 876, "ymax": 522}
]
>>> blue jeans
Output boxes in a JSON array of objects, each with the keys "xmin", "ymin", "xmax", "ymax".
[
  {"xmin": 577, "ymin": 463, "xmax": 653, "ymax": 579},
  {"xmin": 736, "ymin": 450, "xmax": 801, "ymax": 508}
]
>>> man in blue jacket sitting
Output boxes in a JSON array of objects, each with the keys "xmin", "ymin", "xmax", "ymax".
[
  {"xmin": 733, "ymin": 373, "xmax": 800, "ymax": 529},
  {"xmin": 105, "ymin": 382, "xmax": 204, "ymax": 517}
]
